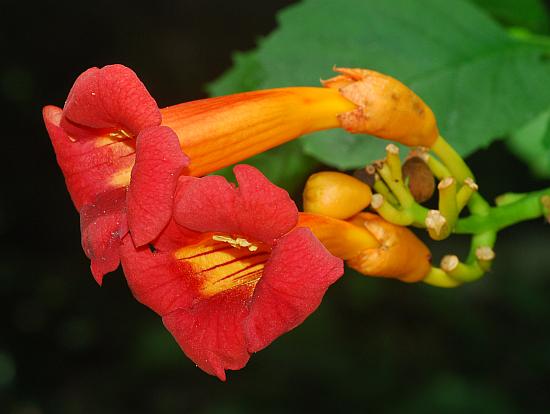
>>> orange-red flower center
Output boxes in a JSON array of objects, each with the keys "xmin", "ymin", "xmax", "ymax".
[
  {"xmin": 91, "ymin": 129, "xmax": 136, "ymax": 187},
  {"xmin": 174, "ymin": 234, "xmax": 270, "ymax": 297}
]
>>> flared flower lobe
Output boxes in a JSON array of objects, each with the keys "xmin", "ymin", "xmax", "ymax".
[
  {"xmin": 120, "ymin": 166, "xmax": 343, "ymax": 380},
  {"xmin": 43, "ymin": 65, "xmax": 189, "ymax": 282}
]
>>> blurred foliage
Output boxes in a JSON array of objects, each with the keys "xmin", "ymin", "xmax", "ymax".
[
  {"xmin": 472, "ymin": 0, "xmax": 550, "ymax": 33},
  {"xmin": 509, "ymin": 110, "xmax": 550, "ymax": 178},
  {"xmin": 211, "ymin": 0, "xmax": 550, "ymax": 188}
]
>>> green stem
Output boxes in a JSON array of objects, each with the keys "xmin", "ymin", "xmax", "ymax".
[
  {"xmin": 431, "ymin": 136, "xmax": 491, "ymax": 216},
  {"xmin": 508, "ymin": 27, "xmax": 550, "ymax": 49},
  {"xmin": 431, "ymin": 136, "xmax": 474, "ymax": 183},
  {"xmin": 455, "ymin": 188, "xmax": 550, "ymax": 234}
]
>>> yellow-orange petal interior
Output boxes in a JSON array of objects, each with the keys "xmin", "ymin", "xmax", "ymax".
[{"xmin": 174, "ymin": 233, "xmax": 270, "ymax": 297}]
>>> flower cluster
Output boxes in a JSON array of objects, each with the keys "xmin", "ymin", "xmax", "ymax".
[{"xmin": 44, "ymin": 64, "xmax": 440, "ymax": 379}]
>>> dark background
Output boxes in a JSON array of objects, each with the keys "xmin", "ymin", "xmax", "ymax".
[{"xmin": 1, "ymin": 1, "xmax": 550, "ymax": 413}]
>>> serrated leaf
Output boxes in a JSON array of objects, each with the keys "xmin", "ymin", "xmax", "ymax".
[
  {"xmin": 212, "ymin": 0, "xmax": 550, "ymax": 170},
  {"xmin": 508, "ymin": 110, "xmax": 550, "ymax": 178}
]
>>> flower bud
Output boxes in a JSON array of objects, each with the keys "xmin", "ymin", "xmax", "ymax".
[
  {"xmin": 303, "ymin": 172, "xmax": 372, "ymax": 219},
  {"xmin": 323, "ymin": 67, "xmax": 439, "ymax": 147},
  {"xmin": 402, "ymin": 156, "xmax": 435, "ymax": 203},
  {"xmin": 297, "ymin": 212, "xmax": 379, "ymax": 260},
  {"xmin": 346, "ymin": 212, "xmax": 432, "ymax": 282}
]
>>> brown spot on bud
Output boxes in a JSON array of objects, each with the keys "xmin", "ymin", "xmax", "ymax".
[
  {"xmin": 402, "ymin": 157, "xmax": 435, "ymax": 203},
  {"xmin": 353, "ymin": 167, "xmax": 376, "ymax": 187}
]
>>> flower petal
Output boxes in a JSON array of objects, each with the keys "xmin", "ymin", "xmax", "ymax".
[
  {"xmin": 244, "ymin": 227, "xmax": 343, "ymax": 352},
  {"xmin": 174, "ymin": 165, "xmax": 298, "ymax": 245},
  {"xmin": 43, "ymin": 105, "xmax": 135, "ymax": 209},
  {"xmin": 162, "ymin": 289, "xmax": 251, "ymax": 381},
  {"xmin": 126, "ymin": 126, "xmax": 189, "ymax": 246},
  {"xmin": 61, "ymin": 65, "xmax": 161, "ymax": 137},
  {"xmin": 80, "ymin": 187, "xmax": 128, "ymax": 284},
  {"xmin": 119, "ymin": 232, "xmax": 198, "ymax": 316}
]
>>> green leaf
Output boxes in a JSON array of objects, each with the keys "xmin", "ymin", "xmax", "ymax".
[
  {"xmin": 508, "ymin": 109, "xmax": 550, "ymax": 178},
  {"xmin": 543, "ymin": 119, "xmax": 550, "ymax": 150},
  {"xmin": 472, "ymin": 0, "xmax": 550, "ymax": 34},
  {"xmin": 211, "ymin": 0, "xmax": 550, "ymax": 170},
  {"xmin": 212, "ymin": 141, "xmax": 319, "ymax": 196},
  {"xmin": 301, "ymin": 131, "xmax": 407, "ymax": 170}
]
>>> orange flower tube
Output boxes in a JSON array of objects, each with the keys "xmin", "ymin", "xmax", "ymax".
[{"xmin": 161, "ymin": 87, "xmax": 356, "ymax": 176}]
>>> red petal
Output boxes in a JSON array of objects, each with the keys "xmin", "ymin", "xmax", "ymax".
[
  {"xmin": 148, "ymin": 217, "xmax": 202, "ymax": 253},
  {"xmin": 119, "ymin": 233, "xmax": 198, "ymax": 316},
  {"xmin": 61, "ymin": 65, "xmax": 161, "ymax": 137},
  {"xmin": 174, "ymin": 165, "xmax": 298, "ymax": 245},
  {"xmin": 244, "ymin": 227, "xmax": 343, "ymax": 352},
  {"xmin": 80, "ymin": 187, "xmax": 128, "ymax": 284},
  {"xmin": 43, "ymin": 105, "xmax": 135, "ymax": 209},
  {"xmin": 126, "ymin": 126, "xmax": 189, "ymax": 246},
  {"xmin": 162, "ymin": 289, "xmax": 252, "ymax": 381}
]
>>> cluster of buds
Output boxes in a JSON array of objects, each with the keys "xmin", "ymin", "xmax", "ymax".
[
  {"xmin": 44, "ymin": 63, "xmax": 513, "ymax": 379},
  {"xmin": 302, "ymin": 138, "xmax": 498, "ymax": 288}
]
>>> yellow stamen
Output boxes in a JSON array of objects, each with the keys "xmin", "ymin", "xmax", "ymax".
[
  {"xmin": 175, "ymin": 235, "xmax": 267, "ymax": 297},
  {"xmin": 212, "ymin": 235, "xmax": 259, "ymax": 252}
]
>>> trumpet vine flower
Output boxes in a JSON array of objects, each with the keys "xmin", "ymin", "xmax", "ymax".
[
  {"xmin": 42, "ymin": 64, "xmax": 355, "ymax": 283},
  {"xmin": 43, "ymin": 64, "xmax": 439, "ymax": 284},
  {"xmin": 120, "ymin": 165, "xmax": 343, "ymax": 380}
]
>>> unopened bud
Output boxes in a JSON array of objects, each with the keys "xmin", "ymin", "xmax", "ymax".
[
  {"xmin": 303, "ymin": 171, "xmax": 372, "ymax": 220},
  {"xmin": 464, "ymin": 177, "xmax": 479, "ymax": 191},
  {"xmin": 475, "ymin": 246, "xmax": 495, "ymax": 262},
  {"xmin": 323, "ymin": 67, "xmax": 439, "ymax": 147},
  {"xmin": 402, "ymin": 156, "xmax": 435, "ymax": 203},
  {"xmin": 297, "ymin": 212, "xmax": 379, "ymax": 260},
  {"xmin": 441, "ymin": 255, "xmax": 459, "ymax": 272},
  {"xmin": 425, "ymin": 210, "xmax": 447, "ymax": 239},
  {"xmin": 346, "ymin": 212, "xmax": 432, "ymax": 282},
  {"xmin": 370, "ymin": 194, "xmax": 384, "ymax": 209}
]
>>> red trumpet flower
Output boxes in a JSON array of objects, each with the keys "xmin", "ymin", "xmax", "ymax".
[
  {"xmin": 120, "ymin": 165, "xmax": 343, "ymax": 380},
  {"xmin": 43, "ymin": 65, "xmax": 356, "ymax": 283}
]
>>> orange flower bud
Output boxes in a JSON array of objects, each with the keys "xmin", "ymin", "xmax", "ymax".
[
  {"xmin": 298, "ymin": 212, "xmax": 431, "ymax": 283},
  {"xmin": 297, "ymin": 212, "xmax": 379, "ymax": 260},
  {"xmin": 346, "ymin": 212, "xmax": 432, "ymax": 282},
  {"xmin": 303, "ymin": 172, "xmax": 372, "ymax": 219},
  {"xmin": 323, "ymin": 67, "xmax": 439, "ymax": 147}
]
